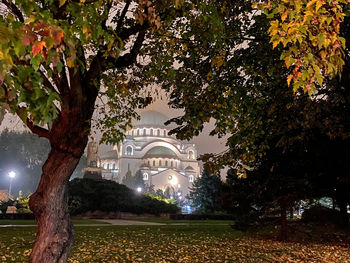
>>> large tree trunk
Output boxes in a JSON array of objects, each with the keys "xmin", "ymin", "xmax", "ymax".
[
  {"xmin": 29, "ymin": 148, "xmax": 82, "ymax": 262},
  {"xmin": 279, "ymin": 199, "xmax": 288, "ymax": 241}
]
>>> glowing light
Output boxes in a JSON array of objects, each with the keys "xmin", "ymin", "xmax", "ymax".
[
  {"xmin": 170, "ymin": 176, "xmax": 178, "ymax": 186},
  {"xmin": 8, "ymin": 171, "xmax": 16, "ymax": 178},
  {"xmin": 136, "ymin": 187, "xmax": 142, "ymax": 193}
]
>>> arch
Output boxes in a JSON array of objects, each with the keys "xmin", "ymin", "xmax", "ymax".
[
  {"xmin": 157, "ymin": 129, "xmax": 160, "ymax": 136},
  {"xmin": 141, "ymin": 140, "xmax": 182, "ymax": 158},
  {"xmin": 165, "ymin": 160, "xmax": 168, "ymax": 167},
  {"xmin": 159, "ymin": 160, "xmax": 162, "ymax": 166},
  {"xmin": 143, "ymin": 128, "xmax": 146, "ymax": 136},
  {"xmin": 153, "ymin": 160, "xmax": 155, "ymax": 166},
  {"xmin": 189, "ymin": 175, "xmax": 194, "ymax": 182},
  {"xmin": 125, "ymin": 145, "xmax": 133, "ymax": 156},
  {"xmin": 171, "ymin": 161, "xmax": 173, "ymax": 167},
  {"xmin": 143, "ymin": 173, "xmax": 148, "ymax": 180},
  {"xmin": 137, "ymin": 129, "xmax": 140, "ymax": 136},
  {"xmin": 189, "ymin": 150, "xmax": 195, "ymax": 159},
  {"xmin": 150, "ymin": 129, "xmax": 153, "ymax": 136}
]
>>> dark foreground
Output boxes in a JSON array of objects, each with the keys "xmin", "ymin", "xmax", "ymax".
[{"xmin": 0, "ymin": 219, "xmax": 349, "ymax": 262}]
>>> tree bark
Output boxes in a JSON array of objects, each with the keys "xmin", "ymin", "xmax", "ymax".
[
  {"xmin": 280, "ymin": 200, "xmax": 288, "ymax": 241},
  {"xmin": 29, "ymin": 148, "xmax": 81, "ymax": 263}
]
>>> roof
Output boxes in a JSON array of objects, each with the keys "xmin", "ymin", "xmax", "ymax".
[
  {"xmin": 185, "ymin": 166, "xmax": 195, "ymax": 171},
  {"xmin": 133, "ymin": 110, "xmax": 169, "ymax": 127},
  {"xmin": 143, "ymin": 146, "xmax": 178, "ymax": 159},
  {"xmin": 100, "ymin": 150, "xmax": 118, "ymax": 160}
]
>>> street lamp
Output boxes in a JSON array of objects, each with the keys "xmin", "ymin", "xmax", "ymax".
[
  {"xmin": 8, "ymin": 171, "xmax": 16, "ymax": 199},
  {"xmin": 136, "ymin": 187, "xmax": 142, "ymax": 193}
]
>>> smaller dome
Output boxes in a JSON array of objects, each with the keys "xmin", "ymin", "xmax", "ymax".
[
  {"xmin": 185, "ymin": 166, "xmax": 194, "ymax": 171},
  {"xmin": 100, "ymin": 150, "xmax": 118, "ymax": 160},
  {"xmin": 143, "ymin": 146, "xmax": 178, "ymax": 159},
  {"xmin": 140, "ymin": 163, "xmax": 150, "ymax": 169}
]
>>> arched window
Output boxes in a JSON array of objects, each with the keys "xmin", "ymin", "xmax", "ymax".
[
  {"xmin": 159, "ymin": 160, "xmax": 162, "ymax": 166},
  {"xmin": 171, "ymin": 161, "xmax": 173, "ymax": 167},
  {"xmin": 189, "ymin": 150, "xmax": 194, "ymax": 159},
  {"xmin": 189, "ymin": 175, "xmax": 194, "ymax": 182},
  {"xmin": 164, "ymin": 129, "xmax": 167, "ymax": 136},
  {"xmin": 143, "ymin": 173, "xmax": 148, "ymax": 180},
  {"xmin": 153, "ymin": 160, "xmax": 155, "ymax": 166},
  {"xmin": 143, "ymin": 128, "xmax": 146, "ymax": 136},
  {"xmin": 165, "ymin": 160, "xmax": 168, "ymax": 167},
  {"xmin": 131, "ymin": 130, "xmax": 134, "ymax": 136},
  {"xmin": 157, "ymin": 129, "xmax": 160, "ymax": 136},
  {"xmin": 106, "ymin": 163, "xmax": 109, "ymax": 170},
  {"xmin": 148, "ymin": 160, "xmax": 150, "ymax": 166},
  {"xmin": 137, "ymin": 129, "xmax": 139, "ymax": 136},
  {"xmin": 125, "ymin": 146, "xmax": 133, "ymax": 156},
  {"xmin": 150, "ymin": 129, "xmax": 153, "ymax": 136}
]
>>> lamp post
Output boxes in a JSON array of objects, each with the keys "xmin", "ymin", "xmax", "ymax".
[{"xmin": 8, "ymin": 171, "xmax": 16, "ymax": 199}]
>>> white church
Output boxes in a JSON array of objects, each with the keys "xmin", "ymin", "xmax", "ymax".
[{"xmin": 92, "ymin": 111, "xmax": 200, "ymax": 196}]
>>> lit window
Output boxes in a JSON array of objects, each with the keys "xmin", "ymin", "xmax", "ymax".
[
  {"xmin": 157, "ymin": 129, "xmax": 160, "ymax": 136},
  {"xmin": 189, "ymin": 175, "xmax": 194, "ymax": 182},
  {"xmin": 125, "ymin": 146, "xmax": 133, "ymax": 156},
  {"xmin": 143, "ymin": 128, "xmax": 146, "ymax": 135},
  {"xmin": 153, "ymin": 160, "xmax": 155, "ymax": 166},
  {"xmin": 143, "ymin": 173, "xmax": 148, "ymax": 180},
  {"xmin": 150, "ymin": 129, "xmax": 153, "ymax": 136},
  {"xmin": 165, "ymin": 160, "xmax": 168, "ymax": 166},
  {"xmin": 159, "ymin": 160, "xmax": 162, "ymax": 166},
  {"xmin": 104, "ymin": 163, "xmax": 107, "ymax": 169},
  {"xmin": 189, "ymin": 150, "xmax": 194, "ymax": 159}
]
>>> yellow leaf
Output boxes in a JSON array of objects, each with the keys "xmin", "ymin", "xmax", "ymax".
[
  {"xmin": 59, "ymin": 0, "xmax": 66, "ymax": 7},
  {"xmin": 66, "ymin": 57, "xmax": 74, "ymax": 68}
]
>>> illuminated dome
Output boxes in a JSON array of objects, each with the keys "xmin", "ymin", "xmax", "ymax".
[
  {"xmin": 133, "ymin": 110, "xmax": 169, "ymax": 127},
  {"xmin": 143, "ymin": 146, "xmax": 178, "ymax": 159}
]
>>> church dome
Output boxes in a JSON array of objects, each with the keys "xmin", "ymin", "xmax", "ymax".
[
  {"xmin": 133, "ymin": 111, "xmax": 169, "ymax": 127},
  {"xmin": 143, "ymin": 146, "xmax": 178, "ymax": 159}
]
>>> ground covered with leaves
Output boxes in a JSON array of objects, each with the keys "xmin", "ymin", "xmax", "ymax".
[{"xmin": 0, "ymin": 221, "xmax": 349, "ymax": 262}]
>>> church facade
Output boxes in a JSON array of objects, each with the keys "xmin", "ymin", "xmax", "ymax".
[{"xmin": 94, "ymin": 111, "xmax": 200, "ymax": 197}]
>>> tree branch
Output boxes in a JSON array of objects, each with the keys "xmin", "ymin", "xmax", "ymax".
[
  {"xmin": 105, "ymin": 29, "xmax": 146, "ymax": 70},
  {"xmin": 26, "ymin": 118, "xmax": 51, "ymax": 139},
  {"xmin": 115, "ymin": 0, "xmax": 131, "ymax": 34},
  {"xmin": 0, "ymin": 0, "xmax": 24, "ymax": 22}
]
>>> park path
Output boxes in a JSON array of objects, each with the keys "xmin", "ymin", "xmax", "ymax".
[
  {"xmin": 96, "ymin": 219, "xmax": 165, "ymax": 225},
  {"xmin": 0, "ymin": 219, "xmax": 165, "ymax": 228}
]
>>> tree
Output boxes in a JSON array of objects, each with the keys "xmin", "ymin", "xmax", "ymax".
[
  {"xmin": 188, "ymin": 170, "xmax": 222, "ymax": 213},
  {"xmin": 0, "ymin": 1, "xmax": 199, "ymax": 261},
  {"xmin": 122, "ymin": 169, "xmax": 145, "ymax": 190},
  {"xmin": 0, "ymin": 130, "xmax": 86, "ymax": 194}
]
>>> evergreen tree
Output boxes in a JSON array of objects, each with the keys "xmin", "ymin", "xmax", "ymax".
[{"xmin": 188, "ymin": 170, "xmax": 223, "ymax": 213}]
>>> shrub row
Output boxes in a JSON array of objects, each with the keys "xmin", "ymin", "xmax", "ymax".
[{"xmin": 68, "ymin": 178, "xmax": 179, "ymax": 215}]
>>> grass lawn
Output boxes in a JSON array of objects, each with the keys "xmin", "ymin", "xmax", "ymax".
[
  {"xmin": 0, "ymin": 221, "xmax": 350, "ymax": 262},
  {"xmin": 0, "ymin": 219, "xmax": 110, "ymax": 225}
]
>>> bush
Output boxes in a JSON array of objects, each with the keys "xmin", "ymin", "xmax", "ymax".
[
  {"xmin": 68, "ymin": 178, "xmax": 179, "ymax": 216},
  {"xmin": 302, "ymin": 206, "xmax": 344, "ymax": 226}
]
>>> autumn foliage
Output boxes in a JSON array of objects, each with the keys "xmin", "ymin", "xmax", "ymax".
[{"xmin": 256, "ymin": 0, "xmax": 350, "ymax": 93}]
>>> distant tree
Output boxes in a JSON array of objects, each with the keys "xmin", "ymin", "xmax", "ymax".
[
  {"xmin": 122, "ymin": 170, "xmax": 145, "ymax": 191},
  {"xmin": 188, "ymin": 170, "xmax": 223, "ymax": 214},
  {"xmin": 0, "ymin": 131, "xmax": 86, "ymax": 194}
]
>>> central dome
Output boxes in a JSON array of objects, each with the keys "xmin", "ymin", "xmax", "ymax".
[
  {"xmin": 133, "ymin": 110, "xmax": 169, "ymax": 127},
  {"xmin": 143, "ymin": 146, "xmax": 178, "ymax": 159}
]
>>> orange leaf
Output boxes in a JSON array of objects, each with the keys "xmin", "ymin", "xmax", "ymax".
[{"xmin": 32, "ymin": 41, "xmax": 46, "ymax": 56}]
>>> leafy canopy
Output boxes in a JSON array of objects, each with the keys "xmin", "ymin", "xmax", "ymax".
[{"xmin": 256, "ymin": 0, "xmax": 350, "ymax": 93}]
